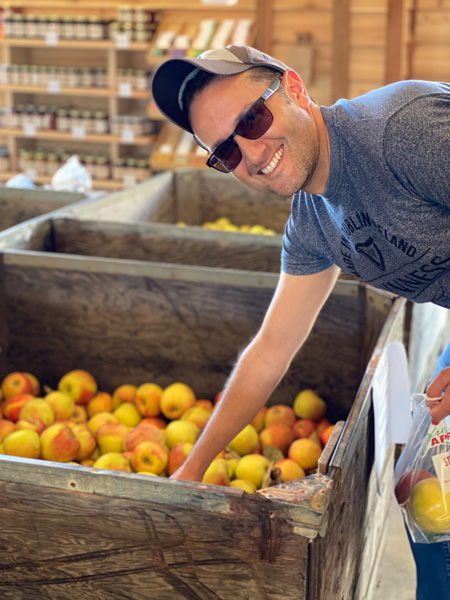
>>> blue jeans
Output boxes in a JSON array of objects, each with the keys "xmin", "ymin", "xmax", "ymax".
[{"xmin": 407, "ymin": 342, "xmax": 450, "ymax": 599}]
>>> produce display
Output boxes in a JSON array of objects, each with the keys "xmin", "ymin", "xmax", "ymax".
[
  {"xmin": 0, "ymin": 370, "xmax": 336, "ymax": 491},
  {"xmin": 177, "ymin": 217, "xmax": 277, "ymax": 236}
]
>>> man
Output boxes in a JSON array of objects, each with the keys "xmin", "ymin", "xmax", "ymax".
[{"xmin": 152, "ymin": 45, "xmax": 449, "ymax": 597}]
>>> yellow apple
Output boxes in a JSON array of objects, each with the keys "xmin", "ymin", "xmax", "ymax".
[
  {"xmin": 168, "ymin": 441, "xmax": 194, "ymax": 476},
  {"xmin": 229, "ymin": 479, "xmax": 257, "ymax": 493},
  {"xmin": 96, "ymin": 422, "xmax": 130, "ymax": 455},
  {"xmin": 124, "ymin": 423, "xmax": 166, "ymax": 452},
  {"xmin": 293, "ymin": 389, "xmax": 327, "ymax": 421},
  {"xmin": 410, "ymin": 477, "xmax": 450, "ymax": 534},
  {"xmin": 181, "ymin": 406, "xmax": 212, "ymax": 430},
  {"xmin": 202, "ymin": 458, "xmax": 230, "ymax": 486},
  {"xmin": 226, "ymin": 457, "xmax": 240, "ymax": 479},
  {"xmin": 113, "ymin": 402, "xmax": 142, "ymax": 428},
  {"xmin": 250, "ymin": 406, "xmax": 268, "ymax": 433},
  {"xmin": 130, "ymin": 441, "xmax": 169, "ymax": 475},
  {"xmin": 264, "ymin": 404, "xmax": 297, "ymax": 428},
  {"xmin": 57, "ymin": 369, "xmax": 97, "ymax": 405},
  {"xmin": 164, "ymin": 419, "xmax": 200, "ymax": 450},
  {"xmin": 274, "ymin": 458, "xmax": 306, "ymax": 482},
  {"xmin": 1, "ymin": 372, "xmax": 34, "ymax": 400},
  {"xmin": 140, "ymin": 417, "xmax": 166, "ymax": 430},
  {"xmin": 235, "ymin": 454, "xmax": 270, "ymax": 489},
  {"xmin": 3, "ymin": 393, "xmax": 35, "ymax": 423},
  {"xmin": 93, "ymin": 452, "xmax": 132, "ymax": 472},
  {"xmin": 15, "ymin": 417, "xmax": 46, "ymax": 435},
  {"xmin": 3, "ymin": 429, "xmax": 41, "ymax": 459},
  {"xmin": 70, "ymin": 405, "xmax": 88, "ymax": 424},
  {"xmin": 288, "ymin": 438, "xmax": 323, "ymax": 471},
  {"xmin": 111, "ymin": 384, "xmax": 138, "ymax": 409},
  {"xmin": 160, "ymin": 382, "xmax": 196, "ymax": 420},
  {"xmin": 45, "ymin": 391, "xmax": 75, "ymax": 421},
  {"xmin": 24, "ymin": 372, "xmax": 40, "ymax": 396},
  {"xmin": 40, "ymin": 423, "xmax": 81, "ymax": 463},
  {"xmin": 228, "ymin": 424, "xmax": 260, "ymax": 456},
  {"xmin": 87, "ymin": 392, "xmax": 113, "ymax": 418},
  {"xmin": 135, "ymin": 383, "xmax": 163, "ymax": 417},
  {"xmin": 19, "ymin": 398, "xmax": 55, "ymax": 427},
  {"xmin": 68, "ymin": 423, "xmax": 97, "ymax": 462},
  {"xmin": 87, "ymin": 411, "xmax": 118, "ymax": 436}
]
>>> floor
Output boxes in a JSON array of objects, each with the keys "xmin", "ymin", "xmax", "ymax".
[{"xmin": 370, "ymin": 492, "xmax": 417, "ymax": 600}]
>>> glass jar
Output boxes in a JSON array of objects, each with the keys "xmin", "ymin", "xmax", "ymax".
[
  {"xmin": 88, "ymin": 16, "xmax": 104, "ymax": 40},
  {"xmin": 74, "ymin": 16, "xmax": 87, "ymax": 40},
  {"xmin": 69, "ymin": 108, "xmax": 81, "ymax": 129},
  {"xmin": 135, "ymin": 69, "xmax": 148, "ymax": 91},
  {"xmin": 113, "ymin": 156, "xmax": 125, "ymax": 181},
  {"xmin": 62, "ymin": 17, "xmax": 75, "ymax": 39},
  {"xmin": 81, "ymin": 110, "xmax": 93, "ymax": 133},
  {"xmin": 0, "ymin": 147, "xmax": 10, "ymax": 172},
  {"xmin": 18, "ymin": 149, "xmax": 32, "ymax": 172},
  {"xmin": 46, "ymin": 152, "xmax": 60, "ymax": 175},
  {"xmin": 33, "ymin": 150, "xmax": 46, "ymax": 175},
  {"xmin": 94, "ymin": 155, "xmax": 110, "ymax": 180},
  {"xmin": 47, "ymin": 16, "xmax": 60, "ymax": 36},
  {"xmin": 80, "ymin": 68, "xmax": 94, "ymax": 88},
  {"xmin": 93, "ymin": 110, "xmax": 109, "ymax": 134},
  {"xmin": 12, "ymin": 14, "xmax": 25, "ymax": 38},
  {"xmin": 137, "ymin": 158, "xmax": 150, "ymax": 181},
  {"xmin": 25, "ymin": 15, "xmax": 38, "ymax": 38},
  {"xmin": 56, "ymin": 108, "xmax": 68, "ymax": 131}
]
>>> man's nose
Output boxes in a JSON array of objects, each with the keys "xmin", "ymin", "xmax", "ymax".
[{"xmin": 235, "ymin": 135, "xmax": 268, "ymax": 166}]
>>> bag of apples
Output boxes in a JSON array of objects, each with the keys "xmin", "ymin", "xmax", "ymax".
[{"xmin": 394, "ymin": 393, "xmax": 450, "ymax": 543}]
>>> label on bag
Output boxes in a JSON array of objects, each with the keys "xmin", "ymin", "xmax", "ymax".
[
  {"xmin": 432, "ymin": 451, "xmax": 450, "ymax": 494},
  {"xmin": 422, "ymin": 421, "xmax": 450, "ymax": 457}
]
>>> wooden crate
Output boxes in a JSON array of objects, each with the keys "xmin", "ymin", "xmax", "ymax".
[
  {"xmin": 0, "ymin": 211, "xmax": 407, "ymax": 599},
  {"xmin": 50, "ymin": 169, "xmax": 291, "ymax": 273},
  {"xmin": 0, "ymin": 187, "xmax": 87, "ymax": 232}
]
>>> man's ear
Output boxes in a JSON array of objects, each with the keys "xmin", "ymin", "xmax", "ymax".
[{"xmin": 281, "ymin": 68, "xmax": 310, "ymax": 107}]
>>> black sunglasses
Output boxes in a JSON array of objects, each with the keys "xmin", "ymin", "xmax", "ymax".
[{"xmin": 204, "ymin": 78, "xmax": 282, "ymax": 174}]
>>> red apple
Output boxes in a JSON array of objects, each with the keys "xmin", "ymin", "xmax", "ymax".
[
  {"xmin": 264, "ymin": 404, "xmax": 296, "ymax": 428},
  {"xmin": 1, "ymin": 372, "xmax": 34, "ymax": 400},
  {"xmin": 3, "ymin": 393, "xmax": 35, "ymax": 423},
  {"xmin": 292, "ymin": 419, "xmax": 316, "ymax": 439}
]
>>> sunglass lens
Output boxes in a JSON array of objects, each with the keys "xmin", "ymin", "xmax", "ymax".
[
  {"xmin": 236, "ymin": 103, "xmax": 273, "ymax": 139},
  {"xmin": 208, "ymin": 139, "xmax": 242, "ymax": 173}
]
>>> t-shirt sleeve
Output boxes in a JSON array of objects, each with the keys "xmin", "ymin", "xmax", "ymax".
[{"xmin": 383, "ymin": 92, "xmax": 450, "ymax": 208}]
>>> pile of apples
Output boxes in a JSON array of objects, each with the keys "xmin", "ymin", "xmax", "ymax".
[
  {"xmin": 0, "ymin": 369, "xmax": 336, "ymax": 492},
  {"xmin": 177, "ymin": 217, "xmax": 277, "ymax": 236}
]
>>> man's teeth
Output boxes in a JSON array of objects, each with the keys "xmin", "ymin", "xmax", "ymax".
[{"xmin": 261, "ymin": 147, "xmax": 283, "ymax": 174}]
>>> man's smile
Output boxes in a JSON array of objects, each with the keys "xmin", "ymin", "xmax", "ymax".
[{"xmin": 259, "ymin": 145, "xmax": 284, "ymax": 175}]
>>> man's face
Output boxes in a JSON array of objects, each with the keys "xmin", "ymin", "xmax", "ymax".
[{"xmin": 190, "ymin": 70, "xmax": 324, "ymax": 197}]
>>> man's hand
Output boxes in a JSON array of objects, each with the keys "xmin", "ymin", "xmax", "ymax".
[{"xmin": 426, "ymin": 365, "xmax": 450, "ymax": 423}]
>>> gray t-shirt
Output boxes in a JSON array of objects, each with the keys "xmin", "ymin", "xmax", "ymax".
[{"xmin": 281, "ymin": 80, "xmax": 450, "ymax": 308}]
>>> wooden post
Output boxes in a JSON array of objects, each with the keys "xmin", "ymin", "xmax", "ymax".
[
  {"xmin": 255, "ymin": 0, "xmax": 273, "ymax": 54},
  {"xmin": 386, "ymin": 0, "xmax": 405, "ymax": 84},
  {"xmin": 332, "ymin": 0, "xmax": 350, "ymax": 102}
]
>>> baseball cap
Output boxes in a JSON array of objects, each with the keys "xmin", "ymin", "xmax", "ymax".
[{"xmin": 151, "ymin": 45, "xmax": 288, "ymax": 134}]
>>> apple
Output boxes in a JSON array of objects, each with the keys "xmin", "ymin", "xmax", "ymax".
[
  {"xmin": 19, "ymin": 398, "xmax": 55, "ymax": 427},
  {"xmin": 293, "ymin": 389, "xmax": 327, "ymax": 421},
  {"xmin": 140, "ymin": 417, "xmax": 166, "ymax": 430},
  {"xmin": 273, "ymin": 458, "xmax": 306, "ymax": 483},
  {"xmin": 87, "ymin": 392, "xmax": 113, "ymax": 418},
  {"xmin": 3, "ymin": 393, "xmax": 35, "ymax": 422},
  {"xmin": 24, "ymin": 373, "xmax": 40, "ymax": 396},
  {"xmin": 40, "ymin": 423, "xmax": 81, "ymax": 463},
  {"xmin": 235, "ymin": 454, "xmax": 270, "ymax": 489},
  {"xmin": 319, "ymin": 424, "xmax": 335, "ymax": 447},
  {"xmin": 410, "ymin": 477, "xmax": 450, "ymax": 534},
  {"xmin": 164, "ymin": 419, "xmax": 200, "ymax": 450},
  {"xmin": 250, "ymin": 406, "xmax": 268, "ymax": 433},
  {"xmin": 181, "ymin": 406, "xmax": 212, "ymax": 430},
  {"xmin": 57, "ymin": 369, "xmax": 97, "ymax": 405},
  {"xmin": 228, "ymin": 424, "xmax": 260, "ymax": 456},
  {"xmin": 15, "ymin": 417, "xmax": 46, "ymax": 435},
  {"xmin": 93, "ymin": 452, "xmax": 132, "ymax": 472},
  {"xmin": 80, "ymin": 459, "xmax": 95, "ymax": 467},
  {"xmin": 160, "ymin": 382, "xmax": 196, "ymax": 420},
  {"xmin": 68, "ymin": 423, "xmax": 97, "ymax": 462},
  {"xmin": 97, "ymin": 422, "xmax": 130, "ymax": 455},
  {"xmin": 111, "ymin": 384, "xmax": 138, "ymax": 409},
  {"xmin": 316, "ymin": 418, "xmax": 332, "ymax": 436},
  {"xmin": 196, "ymin": 399, "xmax": 214, "ymax": 412},
  {"xmin": 70, "ymin": 405, "xmax": 88, "ymax": 423},
  {"xmin": 202, "ymin": 458, "xmax": 230, "ymax": 486},
  {"xmin": 227, "ymin": 457, "xmax": 239, "ymax": 479},
  {"xmin": 1, "ymin": 372, "xmax": 34, "ymax": 400},
  {"xmin": 3, "ymin": 429, "xmax": 41, "ymax": 459},
  {"xmin": 259, "ymin": 423, "xmax": 294, "ymax": 456},
  {"xmin": 113, "ymin": 402, "xmax": 142, "ymax": 428},
  {"xmin": 229, "ymin": 479, "xmax": 257, "ymax": 493},
  {"xmin": 288, "ymin": 438, "xmax": 323, "ymax": 471},
  {"xmin": 292, "ymin": 419, "xmax": 316, "ymax": 439},
  {"xmin": 168, "ymin": 441, "xmax": 194, "ymax": 476},
  {"xmin": 45, "ymin": 391, "xmax": 75, "ymax": 421},
  {"xmin": 130, "ymin": 441, "xmax": 169, "ymax": 475},
  {"xmin": 0, "ymin": 419, "xmax": 15, "ymax": 441},
  {"xmin": 395, "ymin": 469, "xmax": 435, "ymax": 505},
  {"xmin": 124, "ymin": 422, "xmax": 166, "ymax": 452},
  {"xmin": 264, "ymin": 404, "xmax": 296, "ymax": 428},
  {"xmin": 135, "ymin": 383, "xmax": 163, "ymax": 417},
  {"xmin": 88, "ymin": 411, "xmax": 118, "ymax": 436}
]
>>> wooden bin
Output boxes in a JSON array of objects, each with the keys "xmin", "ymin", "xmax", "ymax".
[
  {"xmin": 0, "ymin": 187, "xmax": 87, "ymax": 232},
  {"xmin": 0, "ymin": 213, "xmax": 407, "ymax": 600},
  {"xmin": 54, "ymin": 169, "xmax": 292, "ymax": 273}
]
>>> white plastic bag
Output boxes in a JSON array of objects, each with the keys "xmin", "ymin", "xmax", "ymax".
[
  {"xmin": 51, "ymin": 155, "xmax": 92, "ymax": 193},
  {"xmin": 395, "ymin": 393, "xmax": 450, "ymax": 543}
]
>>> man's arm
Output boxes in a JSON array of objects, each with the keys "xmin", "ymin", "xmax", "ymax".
[{"xmin": 170, "ymin": 264, "xmax": 341, "ymax": 482}]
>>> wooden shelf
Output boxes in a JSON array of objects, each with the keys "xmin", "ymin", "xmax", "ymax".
[
  {"xmin": 0, "ymin": 38, "xmax": 150, "ymax": 52},
  {"xmin": 0, "ymin": 84, "xmax": 150, "ymax": 99},
  {"xmin": 0, "ymin": 128, "xmax": 156, "ymax": 146},
  {"xmin": 0, "ymin": 171, "xmax": 128, "ymax": 190}
]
